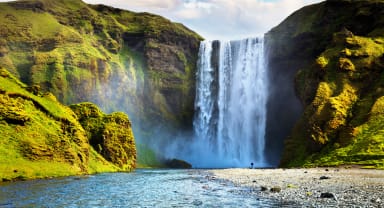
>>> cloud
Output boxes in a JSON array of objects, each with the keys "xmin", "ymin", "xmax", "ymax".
[
  {"xmin": 83, "ymin": 0, "xmax": 322, "ymax": 40},
  {"xmin": 170, "ymin": 0, "xmax": 323, "ymax": 40},
  {"xmin": 83, "ymin": 0, "xmax": 183, "ymax": 11},
  {"xmin": 0, "ymin": 0, "xmax": 323, "ymax": 40}
]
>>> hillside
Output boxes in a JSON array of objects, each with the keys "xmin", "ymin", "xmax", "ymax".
[
  {"xmin": 266, "ymin": 0, "xmax": 384, "ymax": 168},
  {"xmin": 0, "ymin": 0, "xmax": 202, "ymax": 165},
  {"xmin": 0, "ymin": 67, "xmax": 136, "ymax": 181}
]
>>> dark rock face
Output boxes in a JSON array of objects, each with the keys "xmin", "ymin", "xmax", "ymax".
[
  {"xmin": 319, "ymin": 176, "xmax": 331, "ymax": 180},
  {"xmin": 265, "ymin": 0, "xmax": 384, "ymax": 168},
  {"xmin": 164, "ymin": 158, "xmax": 192, "ymax": 169},
  {"xmin": 320, "ymin": 192, "xmax": 336, "ymax": 199},
  {"xmin": 270, "ymin": 186, "xmax": 282, "ymax": 193}
]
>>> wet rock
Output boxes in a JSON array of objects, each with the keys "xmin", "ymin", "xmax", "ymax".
[
  {"xmin": 192, "ymin": 200, "xmax": 203, "ymax": 206},
  {"xmin": 261, "ymin": 186, "xmax": 268, "ymax": 191},
  {"xmin": 202, "ymin": 185, "xmax": 210, "ymax": 190},
  {"xmin": 164, "ymin": 159, "xmax": 192, "ymax": 169},
  {"xmin": 320, "ymin": 176, "xmax": 331, "ymax": 180},
  {"xmin": 1, "ymin": 178, "xmax": 11, "ymax": 182},
  {"xmin": 205, "ymin": 175, "xmax": 216, "ymax": 181},
  {"xmin": 371, "ymin": 198, "xmax": 381, "ymax": 203},
  {"xmin": 13, "ymin": 175, "xmax": 27, "ymax": 181},
  {"xmin": 270, "ymin": 186, "xmax": 282, "ymax": 193},
  {"xmin": 320, "ymin": 192, "xmax": 336, "ymax": 199}
]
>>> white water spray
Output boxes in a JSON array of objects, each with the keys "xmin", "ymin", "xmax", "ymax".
[{"xmin": 191, "ymin": 37, "xmax": 268, "ymax": 168}]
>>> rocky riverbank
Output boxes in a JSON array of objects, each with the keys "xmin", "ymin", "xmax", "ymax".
[{"xmin": 209, "ymin": 168, "xmax": 384, "ymax": 207}]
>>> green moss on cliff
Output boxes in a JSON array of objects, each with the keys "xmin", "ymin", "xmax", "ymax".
[
  {"xmin": 0, "ymin": 68, "xmax": 136, "ymax": 181},
  {"xmin": 268, "ymin": 0, "xmax": 384, "ymax": 168},
  {"xmin": 0, "ymin": 0, "xmax": 202, "ymax": 166},
  {"xmin": 280, "ymin": 29, "xmax": 384, "ymax": 168},
  {"xmin": 70, "ymin": 102, "xmax": 136, "ymax": 171}
]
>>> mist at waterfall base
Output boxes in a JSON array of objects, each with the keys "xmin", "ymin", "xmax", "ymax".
[{"xmin": 165, "ymin": 37, "xmax": 269, "ymax": 168}]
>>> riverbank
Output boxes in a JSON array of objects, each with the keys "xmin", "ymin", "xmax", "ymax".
[{"xmin": 209, "ymin": 168, "xmax": 384, "ymax": 207}]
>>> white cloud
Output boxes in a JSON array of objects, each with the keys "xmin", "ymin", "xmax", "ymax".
[
  {"xmin": 167, "ymin": 0, "xmax": 322, "ymax": 40},
  {"xmin": 83, "ymin": 0, "xmax": 322, "ymax": 40},
  {"xmin": 83, "ymin": 0, "xmax": 183, "ymax": 11}
]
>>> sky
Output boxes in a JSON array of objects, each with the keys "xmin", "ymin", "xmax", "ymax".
[
  {"xmin": 81, "ymin": 0, "xmax": 323, "ymax": 40},
  {"xmin": 0, "ymin": 0, "xmax": 323, "ymax": 40}
]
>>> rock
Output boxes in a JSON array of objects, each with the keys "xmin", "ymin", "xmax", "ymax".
[
  {"xmin": 70, "ymin": 103, "xmax": 136, "ymax": 171},
  {"xmin": 164, "ymin": 158, "xmax": 192, "ymax": 169},
  {"xmin": 268, "ymin": 0, "xmax": 384, "ymax": 168},
  {"xmin": 320, "ymin": 176, "xmax": 331, "ymax": 180},
  {"xmin": 0, "ymin": 71, "xmax": 137, "ymax": 180},
  {"xmin": 13, "ymin": 175, "xmax": 27, "ymax": 181},
  {"xmin": 261, "ymin": 186, "xmax": 268, "ymax": 191},
  {"xmin": 192, "ymin": 200, "xmax": 203, "ymax": 206},
  {"xmin": 1, "ymin": 178, "xmax": 11, "ymax": 182},
  {"xmin": 320, "ymin": 192, "xmax": 336, "ymax": 199},
  {"xmin": 202, "ymin": 185, "xmax": 210, "ymax": 190},
  {"xmin": 340, "ymin": 27, "xmax": 354, "ymax": 38},
  {"xmin": 270, "ymin": 186, "xmax": 282, "ymax": 193},
  {"xmin": 372, "ymin": 198, "xmax": 381, "ymax": 203}
]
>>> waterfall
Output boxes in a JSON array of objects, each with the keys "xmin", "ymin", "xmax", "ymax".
[{"xmin": 192, "ymin": 37, "xmax": 268, "ymax": 168}]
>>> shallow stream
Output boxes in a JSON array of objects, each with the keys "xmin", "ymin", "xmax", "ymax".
[{"xmin": 0, "ymin": 169, "xmax": 287, "ymax": 207}]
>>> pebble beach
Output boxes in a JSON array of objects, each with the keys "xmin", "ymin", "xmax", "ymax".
[{"xmin": 209, "ymin": 168, "xmax": 384, "ymax": 207}]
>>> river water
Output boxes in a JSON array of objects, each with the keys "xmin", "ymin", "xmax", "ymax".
[{"xmin": 0, "ymin": 169, "xmax": 286, "ymax": 207}]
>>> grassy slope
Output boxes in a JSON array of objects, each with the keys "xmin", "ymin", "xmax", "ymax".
[
  {"xmin": 287, "ymin": 34, "xmax": 384, "ymax": 168},
  {"xmin": 0, "ymin": 0, "xmax": 202, "ymax": 167},
  {"xmin": 269, "ymin": 0, "xmax": 384, "ymax": 168},
  {"xmin": 70, "ymin": 102, "xmax": 136, "ymax": 171},
  {"xmin": 0, "ymin": 0, "xmax": 200, "ymax": 111},
  {"xmin": 0, "ymin": 67, "xmax": 135, "ymax": 181}
]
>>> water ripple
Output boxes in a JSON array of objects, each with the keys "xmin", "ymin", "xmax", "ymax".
[{"xmin": 0, "ymin": 169, "xmax": 283, "ymax": 207}]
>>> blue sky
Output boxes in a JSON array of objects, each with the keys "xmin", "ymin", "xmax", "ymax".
[{"xmin": 0, "ymin": 0, "xmax": 323, "ymax": 39}]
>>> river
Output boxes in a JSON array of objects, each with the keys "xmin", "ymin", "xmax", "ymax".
[{"xmin": 0, "ymin": 169, "xmax": 288, "ymax": 207}]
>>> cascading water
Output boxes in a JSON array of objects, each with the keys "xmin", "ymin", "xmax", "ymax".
[{"xmin": 192, "ymin": 37, "xmax": 268, "ymax": 168}]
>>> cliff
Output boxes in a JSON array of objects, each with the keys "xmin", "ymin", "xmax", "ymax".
[
  {"xmin": 0, "ymin": 0, "xmax": 202, "ymax": 165},
  {"xmin": 0, "ymin": 67, "xmax": 136, "ymax": 181},
  {"xmin": 266, "ymin": 0, "xmax": 384, "ymax": 168}
]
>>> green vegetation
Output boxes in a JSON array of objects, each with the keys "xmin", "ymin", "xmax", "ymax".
[
  {"xmin": 70, "ymin": 102, "xmax": 136, "ymax": 171},
  {"xmin": 0, "ymin": 68, "xmax": 136, "ymax": 181},
  {"xmin": 136, "ymin": 143, "xmax": 163, "ymax": 168},
  {"xmin": 0, "ymin": 0, "xmax": 202, "ymax": 166},
  {"xmin": 270, "ymin": 0, "xmax": 384, "ymax": 168}
]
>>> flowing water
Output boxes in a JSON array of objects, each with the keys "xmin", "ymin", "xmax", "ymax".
[
  {"xmin": 0, "ymin": 169, "xmax": 285, "ymax": 207},
  {"xmin": 192, "ymin": 37, "xmax": 268, "ymax": 168}
]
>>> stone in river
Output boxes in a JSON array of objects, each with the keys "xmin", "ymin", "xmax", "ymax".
[{"xmin": 320, "ymin": 176, "xmax": 331, "ymax": 180}]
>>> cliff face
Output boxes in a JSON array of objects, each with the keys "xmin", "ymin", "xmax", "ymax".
[
  {"xmin": 70, "ymin": 102, "xmax": 136, "ymax": 170},
  {"xmin": 0, "ymin": 0, "xmax": 202, "ymax": 163},
  {"xmin": 0, "ymin": 68, "xmax": 136, "ymax": 181},
  {"xmin": 266, "ymin": 0, "xmax": 384, "ymax": 168}
]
